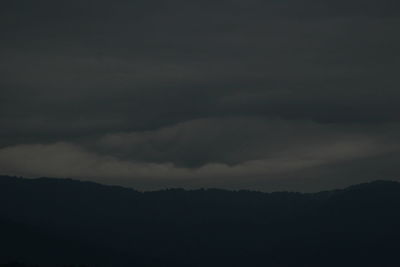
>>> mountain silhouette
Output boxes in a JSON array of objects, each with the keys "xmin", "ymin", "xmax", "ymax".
[{"xmin": 1, "ymin": 175, "xmax": 400, "ymax": 267}]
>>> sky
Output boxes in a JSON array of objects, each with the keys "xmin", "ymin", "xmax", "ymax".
[{"xmin": 1, "ymin": 0, "xmax": 400, "ymax": 191}]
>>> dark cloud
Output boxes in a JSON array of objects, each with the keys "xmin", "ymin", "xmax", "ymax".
[
  {"xmin": 93, "ymin": 118, "xmax": 388, "ymax": 167},
  {"xmin": 1, "ymin": 0, "xmax": 400, "ymax": 190}
]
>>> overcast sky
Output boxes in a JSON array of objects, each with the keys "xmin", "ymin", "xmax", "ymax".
[{"xmin": 1, "ymin": 0, "xmax": 400, "ymax": 191}]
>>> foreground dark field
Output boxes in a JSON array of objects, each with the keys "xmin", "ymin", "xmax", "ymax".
[{"xmin": 1, "ymin": 175, "xmax": 399, "ymax": 267}]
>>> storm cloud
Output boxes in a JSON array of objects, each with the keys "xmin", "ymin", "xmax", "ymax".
[{"xmin": 1, "ymin": 0, "xmax": 400, "ymax": 191}]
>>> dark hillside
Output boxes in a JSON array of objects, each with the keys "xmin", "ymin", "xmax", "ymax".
[{"xmin": 1, "ymin": 176, "xmax": 399, "ymax": 267}]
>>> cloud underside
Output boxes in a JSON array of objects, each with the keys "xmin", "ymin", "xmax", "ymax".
[{"xmin": 1, "ymin": 118, "xmax": 399, "ymax": 191}]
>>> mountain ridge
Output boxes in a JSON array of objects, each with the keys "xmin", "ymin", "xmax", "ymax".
[
  {"xmin": 2, "ymin": 174, "xmax": 398, "ymax": 194},
  {"xmin": 1, "ymin": 175, "xmax": 400, "ymax": 267}
]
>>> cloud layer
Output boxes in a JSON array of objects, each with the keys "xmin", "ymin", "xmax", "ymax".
[{"xmin": 1, "ymin": 0, "xmax": 400, "ymax": 190}]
